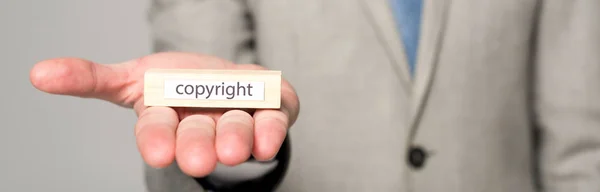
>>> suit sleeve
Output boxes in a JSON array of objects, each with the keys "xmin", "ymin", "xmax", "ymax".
[
  {"xmin": 533, "ymin": 1, "xmax": 600, "ymax": 191},
  {"xmin": 147, "ymin": 0, "xmax": 256, "ymax": 64}
]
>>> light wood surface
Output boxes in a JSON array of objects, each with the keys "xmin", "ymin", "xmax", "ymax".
[{"xmin": 144, "ymin": 68, "xmax": 281, "ymax": 109}]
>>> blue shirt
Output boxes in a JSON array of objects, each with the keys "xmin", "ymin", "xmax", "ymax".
[{"xmin": 390, "ymin": 0, "xmax": 424, "ymax": 75}]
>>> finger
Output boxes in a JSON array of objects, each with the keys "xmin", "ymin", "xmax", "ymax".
[
  {"xmin": 175, "ymin": 115, "xmax": 217, "ymax": 177},
  {"xmin": 215, "ymin": 110, "xmax": 255, "ymax": 166},
  {"xmin": 235, "ymin": 64, "xmax": 299, "ymax": 160},
  {"xmin": 29, "ymin": 58, "xmax": 130, "ymax": 102},
  {"xmin": 252, "ymin": 109, "xmax": 289, "ymax": 161},
  {"xmin": 135, "ymin": 106, "xmax": 179, "ymax": 168}
]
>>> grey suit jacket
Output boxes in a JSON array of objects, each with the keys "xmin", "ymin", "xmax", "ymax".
[{"xmin": 145, "ymin": 0, "xmax": 600, "ymax": 191}]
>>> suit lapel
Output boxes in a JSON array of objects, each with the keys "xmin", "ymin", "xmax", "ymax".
[
  {"xmin": 358, "ymin": 0, "xmax": 412, "ymax": 92},
  {"xmin": 409, "ymin": 0, "xmax": 452, "ymax": 137},
  {"xmin": 359, "ymin": 0, "xmax": 453, "ymax": 137}
]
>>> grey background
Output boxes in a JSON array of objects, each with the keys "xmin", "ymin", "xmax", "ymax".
[{"xmin": 1, "ymin": 0, "xmax": 150, "ymax": 191}]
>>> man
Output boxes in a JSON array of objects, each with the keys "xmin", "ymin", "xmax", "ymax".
[{"xmin": 30, "ymin": 0, "xmax": 600, "ymax": 191}]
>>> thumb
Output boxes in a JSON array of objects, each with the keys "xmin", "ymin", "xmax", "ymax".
[{"xmin": 30, "ymin": 57, "xmax": 132, "ymax": 103}]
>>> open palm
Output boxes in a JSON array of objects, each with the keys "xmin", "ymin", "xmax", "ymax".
[{"xmin": 29, "ymin": 52, "xmax": 300, "ymax": 177}]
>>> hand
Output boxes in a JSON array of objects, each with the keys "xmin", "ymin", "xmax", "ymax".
[{"xmin": 29, "ymin": 52, "xmax": 300, "ymax": 177}]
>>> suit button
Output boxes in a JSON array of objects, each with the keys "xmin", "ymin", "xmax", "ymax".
[{"xmin": 408, "ymin": 146, "xmax": 427, "ymax": 169}]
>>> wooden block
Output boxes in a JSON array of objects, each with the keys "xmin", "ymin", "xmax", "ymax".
[{"xmin": 144, "ymin": 68, "xmax": 281, "ymax": 109}]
